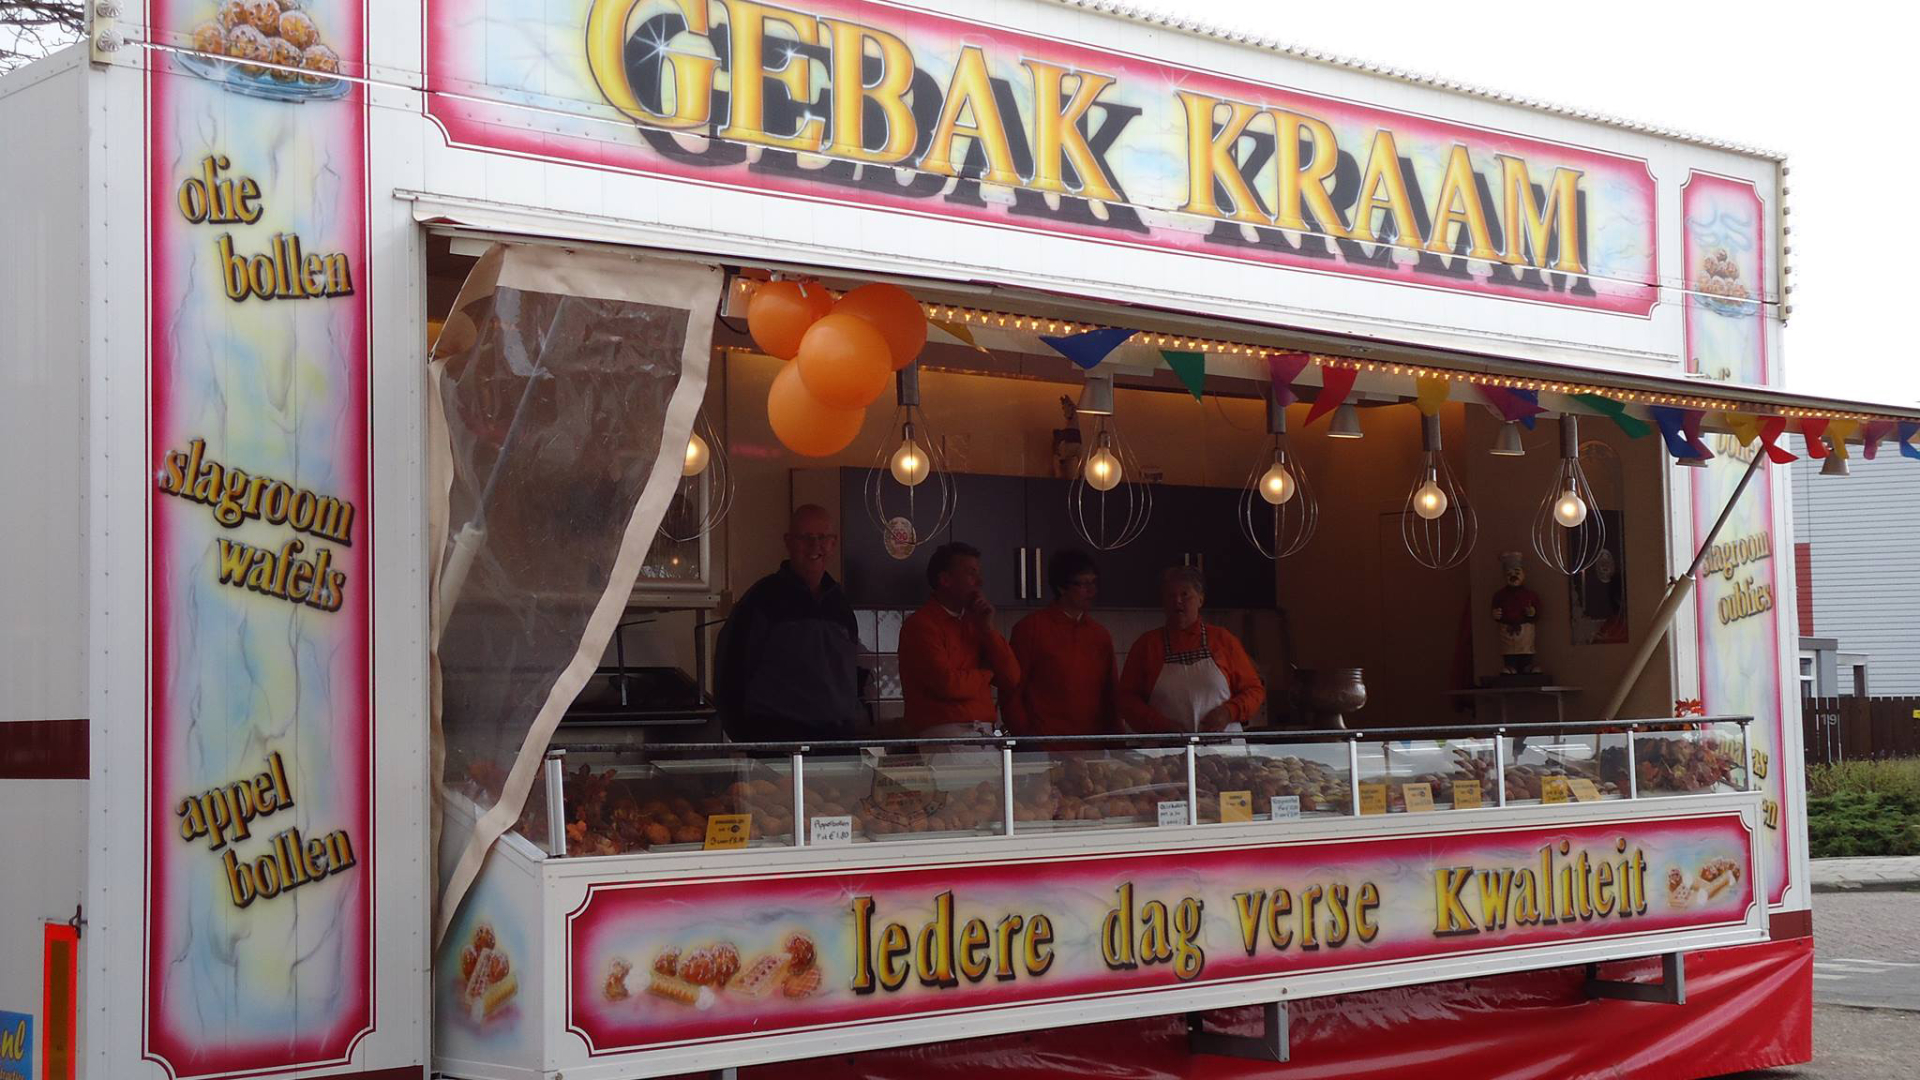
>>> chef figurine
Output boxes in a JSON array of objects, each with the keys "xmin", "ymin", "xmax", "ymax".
[{"xmin": 1492, "ymin": 551, "xmax": 1540, "ymax": 674}]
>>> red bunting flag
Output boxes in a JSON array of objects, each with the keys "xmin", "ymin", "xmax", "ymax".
[
  {"xmin": 1862, "ymin": 421, "xmax": 1896, "ymax": 460},
  {"xmin": 1799, "ymin": 417, "xmax": 1830, "ymax": 459},
  {"xmin": 1304, "ymin": 365, "xmax": 1358, "ymax": 427},
  {"xmin": 1757, "ymin": 417, "xmax": 1796, "ymax": 464}
]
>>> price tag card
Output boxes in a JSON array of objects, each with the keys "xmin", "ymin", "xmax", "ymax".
[
  {"xmin": 1270, "ymin": 795, "xmax": 1302, "ymax": 821},
  {"xmin": 1358, "ymin": 783, "xmax": 1388, "ymax": 816},
  {"xmin": 1452, "ymin": 779, "xmax": 1484, "ymax": 809},
  {"xmin": 703, "ymin": 813, "xmax": 753, "ymax": 850},
  {"xmin": 1220, "ymin": 790, "xmax": 1254, "ymax": 823},
  {"xmin": 1541, "ymin": 777, "xmax": 1571, "ymax": 804},
  {"xmin": 1157, "ymin": 800, "xmax": 1190, "ymax": 827},
  {"xmin": 808, "ymin": 815, "xmax": 853, "ymax": 846},
  {"xmin": 1568, "ymin": 778, "xmax": 1602, "ymax": 803},
  {"xmin": 1401, "ymin": 782, "xmax": 1436, "ymax": 813}
]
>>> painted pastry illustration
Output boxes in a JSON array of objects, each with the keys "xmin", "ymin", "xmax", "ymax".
[
  {"xmin": 184, "ymin": 0, "xmax": 347, "ymax": 100},
  {"xmin": 456, "ymin": 923, "xmax": 519, "ymax": 1022},
  {"xmin": 1695, "ymin": 246, "xmax": 1750, "ymax": 310},
  {"xmin": 630, "ymin": 933, "xmax": 823, "ymax": 1008},
  {"xmin": 1667, "ymin": 856, "xmax": 1743, "ymax": 908}
]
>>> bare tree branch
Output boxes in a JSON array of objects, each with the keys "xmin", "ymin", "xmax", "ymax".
[{"xmin": 1, "ymin": 1, "xmax": 87, "ymax": 74}]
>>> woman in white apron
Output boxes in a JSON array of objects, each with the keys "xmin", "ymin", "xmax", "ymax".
[{"xmin": 1119, "ymin": 566, "xmax": 1266, "ymax": 733}]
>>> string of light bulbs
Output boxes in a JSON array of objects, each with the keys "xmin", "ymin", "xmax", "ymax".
[{"xmin": 732, "ymin": 278, "xmax": 1906, "ymax": 424}]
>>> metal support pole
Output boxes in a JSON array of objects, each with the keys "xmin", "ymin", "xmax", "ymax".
[
  {"xmin": 1002, "ymin": 744, "xmax": 1016, "ymax": 837},
  {"xmin": 1185, "ymin": 741, "xmax": 1199, "ymax": 824},
  {"xmin": 791, "ymin": 752, "xmax": 806, "ymax": 846},
  {"xmin": 543, "ymin": 750, "xmax": 567, "ymax": 856},
  {"xmin": 1626, "ymin": 728, "xmax": 1639, "ymax": 800},
  {"xmin": 1348, "ymin": 738, "xmax": 1363, "ymax": 816},
  {"xmin": 1494, "ymin": 730, "xmax": 1508, "ymax": 808}
]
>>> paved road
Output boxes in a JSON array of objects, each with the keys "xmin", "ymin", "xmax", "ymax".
[
  {"xmin": 1721, "ymin": 891, "xmax": 1920, "ymax": 1080},
  {"xmin": 1809, "ymin": 891, "xmax": 1920, "ymax": 1011}
]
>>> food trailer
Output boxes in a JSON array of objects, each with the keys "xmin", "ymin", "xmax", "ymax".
[{"xmin": 5, "ymin": 0, "xmax": 1911, "ymax": 1077}]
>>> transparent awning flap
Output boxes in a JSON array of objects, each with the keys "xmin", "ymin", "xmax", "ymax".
[{"xmin": 428, "ymin": 241, "xmax": 720, "ymax": 942}]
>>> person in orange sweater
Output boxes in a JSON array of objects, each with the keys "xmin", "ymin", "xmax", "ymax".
[
  {"xmin": 898, "ymin": 542, "xmax": 1021, "ymax": 736},
  {"xmin": 1119, "ymin": 565, "xmax": 1264, "ymax": 732},
  {"xmin": 1006, "ymin": 549, "xmax": 1117, "ymax": 738}
]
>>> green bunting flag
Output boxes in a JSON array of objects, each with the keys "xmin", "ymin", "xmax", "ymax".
[
  {"xmin": 1163, "ymin": 350, "xmax": 1206, "ymax": 401},
  {"xmin": 1572, "ymin": 393, "xmax": 1650, "ymax": 439}
]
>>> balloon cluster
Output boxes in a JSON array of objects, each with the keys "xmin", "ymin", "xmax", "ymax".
[{"xmin": 751, "ymin": 280, "xmax": 927, "ymax": 457}]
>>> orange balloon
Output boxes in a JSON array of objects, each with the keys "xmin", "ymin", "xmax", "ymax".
[
  {"xmin": 833, "ymin": 282, "xmax": 927, "ymax": 370},
  {"xmin": 747, "ymin": 280, "xmax": 833, "ymax": 360},
  {"xmin": 796, "ymin": 313, "xmax": 893, "ymax": 410},
  {"xmin": 767, "ymin": 362, "xmax": 866, "ymax": 457}
]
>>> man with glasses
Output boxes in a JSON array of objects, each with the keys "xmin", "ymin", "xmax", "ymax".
[
  {"xmin": 715, "ymin": 504, "xmax": 866, "ymax": 741},
  {"xmin": 1005, "ymin": 549, "xmax": 1117, "ymax": 739}
]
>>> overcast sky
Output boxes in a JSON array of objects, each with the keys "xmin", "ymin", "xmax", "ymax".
[{"xmin": 1192, "ymin": 0, "xmax": 1911, "ymax": 407}]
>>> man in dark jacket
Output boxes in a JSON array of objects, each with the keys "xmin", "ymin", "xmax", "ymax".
[{"xmin": 716, "ymin": 504, "xmax": 868, "ymax": 741}]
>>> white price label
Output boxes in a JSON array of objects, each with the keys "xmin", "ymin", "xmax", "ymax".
[
  {"xmin": 1157, "ymin": 801, "xmax": 1190, "ymax": 827},
  {"xmin": 1270, "ymin": 795, "xmax": 1301, "ymax": 820},
  {"xmin": 808, "ymin": 815, "xmax": 853, "ymax": 846}
]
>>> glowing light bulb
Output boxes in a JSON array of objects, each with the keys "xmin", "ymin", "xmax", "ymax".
[
  {"xmin": 889, "ymin": 438, "xmax": 929, "ymax": 487},
  {"xmin": 1258, "ymin": 460, "xmax": 1295, "ymax": 505},
  {"xmin": 683, "ymin": 432, "xmax": 710, "ymax": 477},
  {"xmin": 1554, "ymin": 489, "xmax": 1588, "ymax": 528},
  {"xmin": 1414, "ymin": 479, "xmax": 1448, "ymax": 520},
  {"xmin": 1085, "ymin": 447, "xmax": 1122, "ymax": 492}
]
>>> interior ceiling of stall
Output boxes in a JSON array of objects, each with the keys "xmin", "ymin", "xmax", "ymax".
[{"xmin": 429, "ymin": 228, "xmax": 1920, "ymax": 430}]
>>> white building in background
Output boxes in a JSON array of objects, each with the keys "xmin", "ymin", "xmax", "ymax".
[{"xmin": 1790, "ymin": 450, "xmax": 1920, "ymax": 696}]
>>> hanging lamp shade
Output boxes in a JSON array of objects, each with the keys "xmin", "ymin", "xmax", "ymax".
[{"xmin": 1328, "ymin": 403, "xmax": 1364, "ymax": 439}]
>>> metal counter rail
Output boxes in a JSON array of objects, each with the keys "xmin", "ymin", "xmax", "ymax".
[{"xmin": 538, "ymin": 716, "xmax": 1755, "ymax": 855}]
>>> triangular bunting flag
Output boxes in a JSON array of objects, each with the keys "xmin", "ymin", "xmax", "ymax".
[
  {"xmin": 930, "ymin": 318, "xmax": 988, "ymax": 352},
  {"xmin": 1478, "ymin": 385, "xmax": 1545, "ymax": 429},
  {"xmin": 1267, "ymin": 351, "xmax": 1312, "ymax": 407},
  {"xmin": 1799, "ymin": 417, "xmax": 1830, "ymax": 459},
  {"xmin": 1862, "ymin": 421, "xmax": 1895, "ymax": 460},
  {"xmin": 1163, "ymin": 350, "xmax": 1206, "ymax": 401},
  {"xmin": 1758, "ymin": 417, "xmax": 1796, "ymax": 464},
  {"xmin": 1724, "ymin": 413, "xmax": 1762, "ymax": 449},
  {"xmin": 1040, "ymin": 325, "xmax": 1136, "ymax": 370},
  {"xmin": 1414, "ymin": 376, "xmax": 1450, "ymax": 416},
  {"xmin": 1304, "ymin": 365, "xmax": 1358, "ymax": 427},
  {"xmin": 1649, "ymin": 406, "xmax": 1711, "ymax": 462},
  {"xmin": 1827, "ymin": 418, "xmax": 1860, "ymax": 461},
  {"xmin": 1680, "ymin": 410, "xmax": 1714, "ymax": 461},
  {"xmin": 1900, "ymin": 422, "xmax": 1920, "ymax": 460},
  {"xmin": 1571, "ymin": 393, "xmax": 1650, "ymax": 439}
]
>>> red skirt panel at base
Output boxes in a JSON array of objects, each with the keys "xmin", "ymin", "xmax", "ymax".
[{"xmin": 728, "ymin": 938, "xmax": 1811, "ymax": 1080}]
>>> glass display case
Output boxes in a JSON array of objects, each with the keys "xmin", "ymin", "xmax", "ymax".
[{"xmin": 502, "ymin": 719, "xmax": 1754, "ymax": 858}]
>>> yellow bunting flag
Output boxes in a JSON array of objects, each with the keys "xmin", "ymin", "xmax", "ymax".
[
  {"xmin": 1724, "ymin": 413, "xmax": 1762, "ymax": 448},
  {"xmin": 1415, "ymin": 376, "xmax": 1450, "ymax": 416},
  {"xmin": 930, "ymin": 319, "xmax": 989, "ymax": 352},
  {"xmin": 1827, "ymin": 418, "xmax": 1860, "ymax": 460}
]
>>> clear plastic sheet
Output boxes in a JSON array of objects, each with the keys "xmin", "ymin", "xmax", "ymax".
[{"xmin": 428, "ymin": 242, "xmax": 719, "ymax": 940}]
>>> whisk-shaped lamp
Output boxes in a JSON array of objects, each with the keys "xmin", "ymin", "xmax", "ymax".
[
  {"xmin": 1239, "ymin": 384, "xmax": 1317, "ymax": 559},
  {"xmin": 865, "ymin": 365, "xmax": 955, "ymax": 554},
  {"xmin": 1402, "ymin": 414, "xmax": 1477, "ymax": 569},
  {"xmin": 1531, "ymin": 415, "xmax": 1606, "ymax": 574},
  {"xmin": 1068, "ymin": 372, "xmax": 1151, "ymax": 551}
]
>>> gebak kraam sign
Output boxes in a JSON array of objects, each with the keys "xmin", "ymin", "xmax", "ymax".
[
  {"xmin": 566, "ymin": 812, "xmax": 1754, "ymax": 1055},
  {"xmin": 427, "ymin": 0, "xmax": 1657, "ymax": 313}
]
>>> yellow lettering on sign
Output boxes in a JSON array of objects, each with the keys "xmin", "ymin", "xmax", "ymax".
[
  {"xmin": 718, "ymin": 0, "xmax": 824, "ymax": 151},
  {"xmin": 920, "ymin": 45, "xmax": 1022, "ymax": 185},
  {"xmin": 1427, "ymin": 144, "xmax": 1500, "ymax": 260},
  {"xmin": 1022, "ymin": 60, "xmax": 1121, "ymax": 202},
  {"xmin": 819, "ymin": 17, "xmax": 917, "ymax": 164},
  {"xmin": 1499, "ymin": 155, "xmax": 1587, "ymax": 274},
  {"xmin": 1270, "ymin": 109, "xmax": 1347, "ymax": 237},
  {"xmin": 1175, "ymin": 92, "xmax": 1269, "ymax": 224},
  {"xmin": 585, "ymin": 0, "xmax": 718, "ymax": 131},
  {"xmin": 1349, "ymin": 129, "xmax": 1422, "ymax": 247}
]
